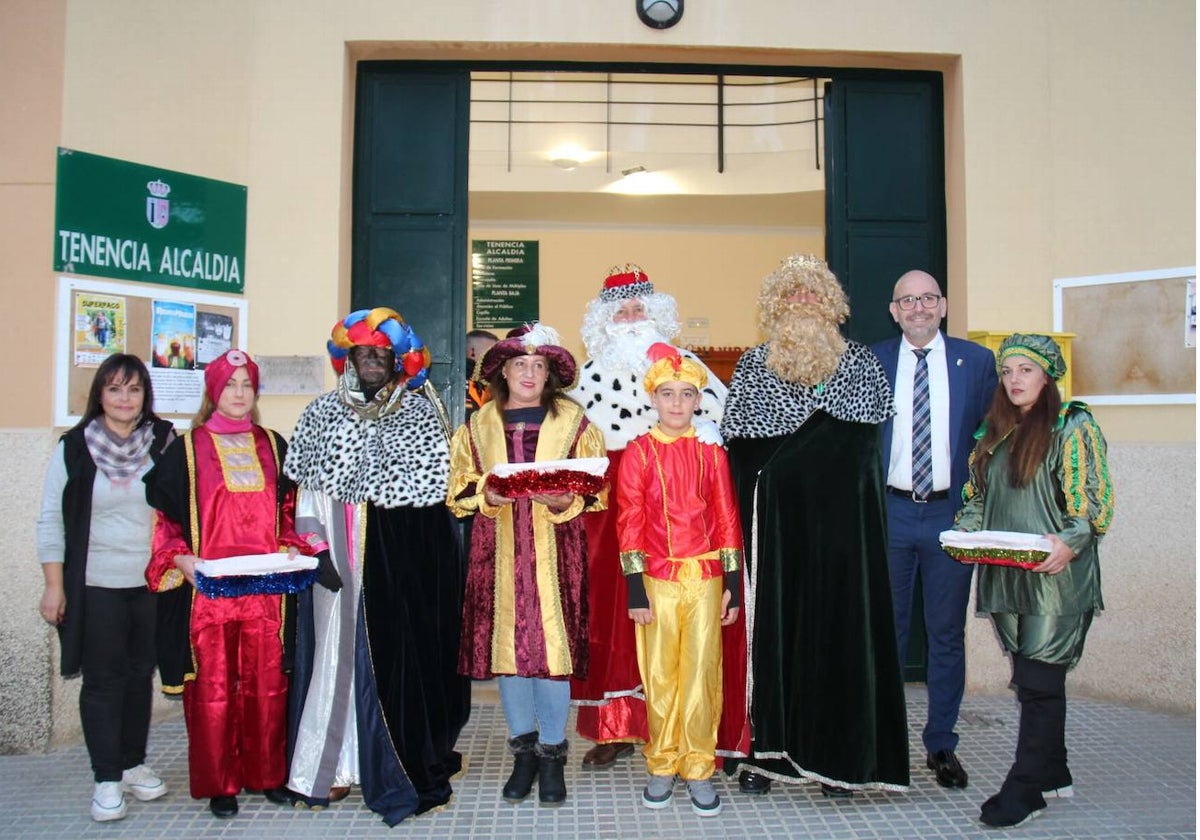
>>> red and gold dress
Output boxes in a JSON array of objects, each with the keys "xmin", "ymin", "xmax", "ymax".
[{"xmin": 145, "ymin": 422, "xmax": 309, "ymax": 799}]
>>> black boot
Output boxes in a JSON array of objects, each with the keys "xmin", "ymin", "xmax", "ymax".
[
  {"xmin": 979, "ymin": 691, "xmax": 1047, "ymax": 827},
  {"xmin": 502, "ymin": 732, "xmax": 539, "ymax": 803},
  {"xmin": 1042, "ymin": 684, "xmax": 1071, "ymax": 797},
  {"xmin": 981, "ymin": 656, "xmax": 1065, "ymax": 827},
  {"xmin": 980, "ymin": 781, "xmax": 1047, "ymax": 828},
  {"xmin": 535, "ymin": 740, "xmax": 569, "ymax": 806},
  {"xmin": 1012, "ymin": 656, "xmax": 1070, "ymax": 795}
]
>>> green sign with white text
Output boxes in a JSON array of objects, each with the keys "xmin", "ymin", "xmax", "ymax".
[
  {"xmin": 54, "ymin": 148, "xmax": 247, "ymax": 294},
  {"xmin": 471, "ymin": 240, "xmax": 539, "ymax": 329}
]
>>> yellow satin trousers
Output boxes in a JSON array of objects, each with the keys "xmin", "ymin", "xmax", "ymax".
[{"xmin": 635, "ymin": 568, "xmax": 723, "ymax": 780}]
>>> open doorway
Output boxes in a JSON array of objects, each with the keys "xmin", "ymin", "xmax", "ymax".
[
  {"xmin": 352, "ymin": 60, "xmax": 945, "ymax": 418},
  {"xmin": 466, "ymin": 69, "xmax": 829, "ymax": 375}
]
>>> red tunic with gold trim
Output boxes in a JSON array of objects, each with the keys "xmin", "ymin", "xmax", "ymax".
[{"xmin": 145, "ymin": 423, "xmax": 309, "ymax": 799}]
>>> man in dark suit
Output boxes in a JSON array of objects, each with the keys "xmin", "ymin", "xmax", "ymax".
[{"xmin": 871, "ymin": 269, "xmax": 997, "ymax": 790}]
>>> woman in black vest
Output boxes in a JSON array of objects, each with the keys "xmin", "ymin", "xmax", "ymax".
[{"xmin": 36, "ymin": 354, "xmax": 175, "ymax": 823}]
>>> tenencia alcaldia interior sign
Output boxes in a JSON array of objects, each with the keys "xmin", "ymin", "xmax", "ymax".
[{"xmin": 54, "ymin": 148, "xmax": 247, "ymax": 294}]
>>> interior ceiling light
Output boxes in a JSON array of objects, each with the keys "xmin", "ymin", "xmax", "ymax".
[
  {"xmin": 547, "ymin": 144, "xmax": 590, "ymax": 171},
  {"xmin": 606, "ymin": 169, "xmax": 681, "ymax": 195}
]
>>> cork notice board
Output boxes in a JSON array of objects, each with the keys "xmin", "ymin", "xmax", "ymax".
[
  {"xmin": 1053, "ymin": 267, "xmax": 1196, "ymax": 404},
  {"xmin": 55, "ymin": 276, "xmax": 247, "ymax": 426}
]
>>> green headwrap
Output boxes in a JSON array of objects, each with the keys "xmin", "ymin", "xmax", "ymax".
[{"xmin": 997, "ymin": 333, "xmax": 1067, "ymax": 381}]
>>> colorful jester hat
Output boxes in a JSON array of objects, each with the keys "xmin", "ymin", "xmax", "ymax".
[{"xmin": 327, "ymin": 307, "xmax": 432, "ymax": 391}]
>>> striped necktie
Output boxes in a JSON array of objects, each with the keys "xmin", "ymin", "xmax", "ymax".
[{"xmin": 911, "ymin": 348, "xmax": 932, "ymax": 499}]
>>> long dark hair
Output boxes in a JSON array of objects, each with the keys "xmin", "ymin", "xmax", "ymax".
[
  {"xmin": 973, "ymin": 373, "xmax": 1062, "ymax": 491},
  {"xmin": 488, "ymin": 361, "xmax": 566, "ymax": 420},
  {"xmin": 77, "ymin": 354, "xmax": 158, "ymax": 431}
]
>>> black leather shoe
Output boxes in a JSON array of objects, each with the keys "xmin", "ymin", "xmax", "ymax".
[
  {"xmin": 209, "ymin": 795, "xmax": 238, "ymax": 818},
  {"xmin": 581, "ymin": 741, "xmax": 636, "ymax": 770},
  {"xmin": 927, "ymin": 749, "xmax": 969, "ymax": 789},
  {"xmin": 738, "ymin": 770, "xmax": 772, "ymax": 795},
  {"xmin": 262, "ymin": 786, "xmax": 293, "ymax": 805},
  {"xmin": 821, "ymin": 783, "xmax": 854, "ymax": 799}
]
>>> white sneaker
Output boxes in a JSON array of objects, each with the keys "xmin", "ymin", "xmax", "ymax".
[
  {"xmin": 91, "ymin": 781, "xmax": 127, "ymax": 822},
  {"xmin": 122, "ymin": 764, "xmax": 168, "ymax": 801}
]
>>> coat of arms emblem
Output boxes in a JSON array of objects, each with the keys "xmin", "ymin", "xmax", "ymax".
[{"xmin": 146, "ymin": 179, "xmax": 171, "ymax": 229}]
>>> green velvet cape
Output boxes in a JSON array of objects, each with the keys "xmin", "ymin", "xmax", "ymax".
[{"xmin": 728, "ymin": 411, "xmax": 910, "ymax": 789}]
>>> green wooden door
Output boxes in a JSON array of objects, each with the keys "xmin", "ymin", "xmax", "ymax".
[
  {"xmin": 353, "ymin": 65, "xmax": 470, "ymax": 422},
  {"xmin": 825, "ymin": 73, "xmax": 946, "ymax": 682}
]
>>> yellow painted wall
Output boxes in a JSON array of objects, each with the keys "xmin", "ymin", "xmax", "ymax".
[
  {"xmin": 0, "ymin": 0, "xmax": 65, "ymax": 429},
  {"xmin": 3, "ymin": 0, "xmax": 1192, "ymax": 441}
]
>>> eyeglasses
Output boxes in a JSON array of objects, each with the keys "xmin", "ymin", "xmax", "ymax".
[{"xmin": 893, "ymin": 293, "xmax": 943, "ymax": 311}]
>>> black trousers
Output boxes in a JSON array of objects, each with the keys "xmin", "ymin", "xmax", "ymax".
[{"xmin": 79, "ymin": 585, "xmax": 157, "ymax": 782}]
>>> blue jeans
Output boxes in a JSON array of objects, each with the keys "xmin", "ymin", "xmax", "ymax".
[{"xmin": 497, "ymin": 676, "xmax": 570, "ymax": 745}]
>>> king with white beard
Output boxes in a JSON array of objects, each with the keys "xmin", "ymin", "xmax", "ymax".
[{"xmin": 568, "ymin": 265, "xmax": 727, "ymax": 770}]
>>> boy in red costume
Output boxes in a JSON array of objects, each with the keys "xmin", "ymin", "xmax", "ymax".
[{"xmin": 616, "ymin": 343, "xmax": 748, "ymax": 817}]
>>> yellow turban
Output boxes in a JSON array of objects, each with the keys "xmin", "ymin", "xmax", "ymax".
[{"xmin": 643, "ymin": 342, "xmax": 708, "ymax": 393}]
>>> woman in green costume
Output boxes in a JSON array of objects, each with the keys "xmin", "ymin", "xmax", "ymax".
[{"xmin": 955, "ymin": 333, "xmax": 1115, "ymax": 829}]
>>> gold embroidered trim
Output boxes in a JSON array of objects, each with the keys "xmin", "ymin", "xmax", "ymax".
[
  {"xmin": 1082, "ymin": 420, "xmax": 1114, "ymax": 534},
  {"xmin": 185, "ymin": 587, "xmax": 198, "ymax": 682},
  {"xmin": 719, "ymin": 547, "xmax": 742, "ymax": 572},
  {"xmin": 157, "ymin": 568, "xmax": 185, "ymax": 592},
  {"xmin": 620, "ymin": 550, "xmax": 647, "ymax": 575},
  {"xmin": 213, "ymin": 432, "xmax": 266, "ymax": 493},
  {"xmin": 183, "ymin": 434, "xmax": 200, "ymax": 554},
  {"xmin": 265, "ymin": 431, "xmax": 282, "ymax": 537}
]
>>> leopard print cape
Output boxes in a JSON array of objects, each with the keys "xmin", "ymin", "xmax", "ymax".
[
  {"xmin": 719, "ymin": 340, "xmax": 894, "ymax": 440},
  {"xmin": 284, "ymin": 387, "xmax": 449, "ymax": 508}
]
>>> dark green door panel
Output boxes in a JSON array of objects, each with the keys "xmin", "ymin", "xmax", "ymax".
[
  {"xmin": 366, "ymin": 77, "xmax": 465, "ymax": 216},
  {"xmin": 360, "ymin": 218, "xmax": 462, "ymax": 414},
  {"xmin": 353, "ymin": 66, "xmax": 470, "ymax": 422},
  {"xmin": 825, "ymin": 75, "xmax": 946, "ymax": 347}
]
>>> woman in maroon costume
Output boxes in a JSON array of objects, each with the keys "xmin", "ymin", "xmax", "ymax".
[{"xmin": 447, "ymin": 324, "xmax": 607, "ymax": 807}]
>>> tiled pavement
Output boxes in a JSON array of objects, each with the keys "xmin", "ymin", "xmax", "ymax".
[{"xmin": 0, "ymin": 686, "xmax": 1192, "ymax": 839}]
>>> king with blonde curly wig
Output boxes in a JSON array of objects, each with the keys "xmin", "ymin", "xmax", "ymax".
[{"xmin": 759, "ymin": 254, "xmax": 850, "ymax": 387}]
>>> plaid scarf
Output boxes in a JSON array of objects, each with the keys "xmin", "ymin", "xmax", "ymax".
[{"xmin": 83, "ymin": 417, "xmax": 156, "ymax": 483}]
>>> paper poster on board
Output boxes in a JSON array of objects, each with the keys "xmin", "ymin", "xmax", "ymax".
[
  {"xmin": 73, "ymin": 293, "xmax": 126, "ymax": 366},
  {"xmin": 150, "ymin": 300, "xmax": 197, "ymax": 370},
  {"xmin": 196, "ymin": 311, "xmax": 234, "ymax": 369}
]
